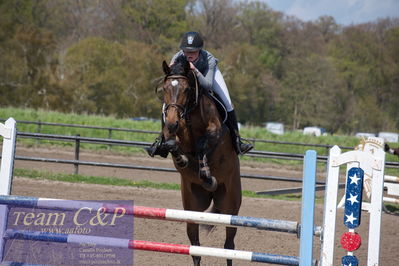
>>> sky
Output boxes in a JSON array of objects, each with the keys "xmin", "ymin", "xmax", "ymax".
[{"xmin": 262, "ymin": 0, "xmax": 399, "ymax": 25}]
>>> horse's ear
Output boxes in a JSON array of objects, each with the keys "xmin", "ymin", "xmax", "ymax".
[{"xmin": 162, "ymin": 61, "xmax": 170, "ymax": 75}]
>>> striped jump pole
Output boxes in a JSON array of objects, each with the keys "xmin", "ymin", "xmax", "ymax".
[
  {"xmin": 0, "ymin": 195, "xmax": 321, "ymax": 236},
  {"xmin": 4, "ymin": 229, "xmax": 301, "ymax": 265}
]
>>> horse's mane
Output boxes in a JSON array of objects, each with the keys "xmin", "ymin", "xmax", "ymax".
[
  {"xmin": 170, "ymin": 55, "xmax": 198, "ymax": 93},
  {"xmin": 170, "ymin": 55, "xmax": 190, "ymax": 76}
]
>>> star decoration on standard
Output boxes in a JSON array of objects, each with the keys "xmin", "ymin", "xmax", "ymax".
[
  {"xmin": 349, "ymin": 173, "xmax": 361, "ymax": 185},
  {"xmin": 347, "ymin": 193, "xmax": 359, "ymax": 205},
  {"xmin": 345, "ymin": 212, "xmax": 357, "ymax": 224}
]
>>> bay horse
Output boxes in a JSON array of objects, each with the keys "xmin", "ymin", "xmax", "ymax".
[{"xmin": 159, "ymin": 56, "xmax": 241, "ymax": 266}]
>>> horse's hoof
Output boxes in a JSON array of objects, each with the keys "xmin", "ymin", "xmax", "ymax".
[
  {"xmin": 202, "ymin": 176, "xmax": 217, "ymax": 192},
  {"xmin": 175, "ymin": 156, "xmax": 188, "ymax": 169}
]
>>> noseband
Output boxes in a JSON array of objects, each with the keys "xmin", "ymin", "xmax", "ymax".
[{"xmin": 163, "ymin": 73, "xmax": 199, "ymax": 120}]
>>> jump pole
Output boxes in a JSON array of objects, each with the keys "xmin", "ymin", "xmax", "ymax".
[
  {"xmin": 0, "ymin": 195, "xmax": 321, "ymax": 236},
  {"xmin": 4, "ymin": 229, "xmax": 301, "ymax": 265}
]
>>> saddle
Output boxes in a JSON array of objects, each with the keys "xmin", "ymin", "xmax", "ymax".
[{"xmin": 205, "ymin": 90, "xmax": 228, "ymax": 124}]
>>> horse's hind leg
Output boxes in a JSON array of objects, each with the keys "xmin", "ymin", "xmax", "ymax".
[
  {"xmin": 182, "ymin": 182, "xmax": 212, "ymax": 265},
  {"xmin": 225, "ymin": 226, "xmax": 237, "ymax": 266},
  {"xmin": 187, "ymin": 223, "xmax": 201, "ymax": 266}
]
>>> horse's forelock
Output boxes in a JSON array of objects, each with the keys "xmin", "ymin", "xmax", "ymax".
[{"xmin": 170, "ymin": 64, "xmax": 184, "ymax": 76}]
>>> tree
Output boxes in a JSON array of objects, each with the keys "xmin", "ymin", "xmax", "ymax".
[
  {"xmin": 328, "ymin": 21, "xmax": 399, "ymax": 132},
  {"xmin": 122, "ymin": 0, "xmax": 189, "ymax": 53},
  {"xmin": 314, "ymin": 16, "xmax": 340, "ymax": 44},
  {"xmin": 217, "ymin": 43, "xmax": 281, "ymax": 124},
  {"xmin": 237, "ymin": 1, "xmax": 285, "ymax": 75},
  {"xmin": 280, "ymin": 55, "xmax": 347, "ymax": 132},
  {"xmin": 0, "ymin": 0, "xmax": 64, "ymax": 109},
  {"xmin": 0, "ymin": 24, "xmax": 58, "ymax": 108},
  {"xmin": 63, "ymin": 37, "xmax": 163, "ymax": 117},
  {"xmin": 186, "ymin": 0, "xmax": 240, "ymax": 49}
]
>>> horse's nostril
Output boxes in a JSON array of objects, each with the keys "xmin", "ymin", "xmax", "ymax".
[{"xmin": 167, "ymin": 121, "xmax": 179, "ymax": 133}]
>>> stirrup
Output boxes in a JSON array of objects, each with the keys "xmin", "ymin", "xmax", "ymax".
[{"xmin": 237, "ymin": 138, "xmax": 253, "ymax": 155}]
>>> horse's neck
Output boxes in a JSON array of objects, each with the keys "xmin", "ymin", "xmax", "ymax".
[{"xmin": 177, "ymin": 95, "xmax": 221, "ymax": 150}]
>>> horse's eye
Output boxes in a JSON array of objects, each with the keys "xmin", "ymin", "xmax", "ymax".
[
  {"xmin": 155, "ymin": 86, "xmax": 165, "ymax": 102},
  {"xmin": 162, "ymin": 86, "xmax": 171, "ymax": 92}
]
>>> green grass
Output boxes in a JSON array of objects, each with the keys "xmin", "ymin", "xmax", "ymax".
[
  {"xmin": 385, "ymin": 204, "xmax": 399, "ymax": 213},
  {"xmin": 14, "ymin": 168, "xmax": 317, "ymax": 202},
  {"xmin": 2, "ymin": 106, "xmax": 399, "ymax": 172},
  {"xmin": 0, "ymin": 107, "xmax": 161, "ymax": 155}
]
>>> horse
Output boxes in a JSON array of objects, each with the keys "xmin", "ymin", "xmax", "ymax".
[
  {"xmin": 159, "ymin": 56, "xmax": 241, "ymax": 266},
  {"xmin": 385, "ymin": 143, "xmax": 399, "ymax": 158}
]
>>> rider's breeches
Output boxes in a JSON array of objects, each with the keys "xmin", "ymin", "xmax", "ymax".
[{"xmin": 213, "ymin": 67, "xmax": 234, "ymax": 112}]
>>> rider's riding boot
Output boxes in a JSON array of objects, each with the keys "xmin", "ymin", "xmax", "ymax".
[
  {"xmin": 226, "ymin": 110, "xmax": 253, "ymax": 155},
  {"xmin": 145, "ymin": 119, "xmax": 169, "ymax": 158}
]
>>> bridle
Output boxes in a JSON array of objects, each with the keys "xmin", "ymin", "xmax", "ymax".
[{"xmin": 162, "ymin": 72, "xmax": 199, "ymax": 120}]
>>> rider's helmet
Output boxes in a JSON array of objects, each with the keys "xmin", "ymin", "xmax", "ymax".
[{"xmin": 179, "ymin": 31, "xmax": 203, "ymax": 51}]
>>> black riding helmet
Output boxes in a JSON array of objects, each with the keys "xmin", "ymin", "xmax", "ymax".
[{"xmin": 179, "ymin": 31, "xmax": 203, "ymax": 51}]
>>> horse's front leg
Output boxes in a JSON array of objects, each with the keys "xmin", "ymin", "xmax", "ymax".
[
  {"xmin": 197, "ymin": 134, "xmax": 218, "ymax": 192},
  {"xmin": 197, "ymin": 153, "xmax": 217, "ymax": 192},
  {"xmin": 164, "ymin": 138, "xmax": 188, "ymax": 168}
]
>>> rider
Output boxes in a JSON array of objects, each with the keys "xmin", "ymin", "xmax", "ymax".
[{"xmin": 146, "ymin": 31, "xmax": 253, "ymax": 157}]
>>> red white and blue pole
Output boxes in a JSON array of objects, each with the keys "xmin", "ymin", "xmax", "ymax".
[
  {"xmin": 5, "ymin": 229, "xmax": 301, "ymax": 265},
  {"xmin": 0, "ymin": 195, "xmax": 318, "ymax": 236}
]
